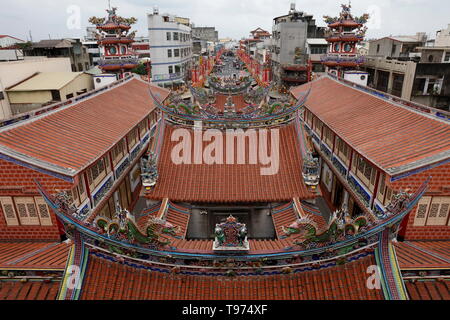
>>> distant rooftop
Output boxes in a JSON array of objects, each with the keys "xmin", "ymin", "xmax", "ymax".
[
  {"xmin": 0, "ymin": 35, "xmax": 25, "ymax": 42},
  {"xmin": 307, "ymin": 38, "xmax": 328, "ymax": 45},
  {"xmin": 291, "ymin": 76, "xmax": 450, "ymax": 176},
  {"xmin": 7, "ymin": 72, "xmax": 84, "ymax": 91},
  {"xmin": 32, "ymin": 39, "xmax": 75, "ymax": 49},
  {"xmin": 370, "ymin": 33, "xmax": 428, "ymax": 44}
]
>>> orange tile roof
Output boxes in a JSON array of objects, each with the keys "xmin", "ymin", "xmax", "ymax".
[
  {"xmin": 291, "ymin": 77, "xmax": 450, "ymax": 175},
  {"xmin": 79, "ymin": 254, "xmax": 384, "ymax": 300},
  {"xmin": 147, "ymin": 123, "xmax": 314, "ymax": 203},
  {"xmin": 0, "ymin": 242, "xmax": 70, "ymax": 270},
  {"xmin": 0, "ymin": 280, "xmax": 61, "ymax": 300},
  {"xmin": 272, "ymin": 203, "xmax": 297, "ymax": 238},
  {"xmin": 394, "ymin": 241, "xmax": 450, "ymax": 270},
  {"xmin": 165, "ymin": 203, "xmax": 191, "ymax": 238},
  {"xmin": 0, "ymin": 78, "xmax": 169, "ymax": 177},
  {"xmin": 405, "ymin": 279, "xmax": 449, "ymax": 300}
]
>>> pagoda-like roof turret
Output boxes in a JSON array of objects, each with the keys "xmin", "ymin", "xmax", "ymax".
[
  {"xmin": 323, "ymin": 4, "xmax": 369, "ymax": 31},
  {"xmin": 89, "ymin": 7, "xmax": 137, "ymax": 32}
]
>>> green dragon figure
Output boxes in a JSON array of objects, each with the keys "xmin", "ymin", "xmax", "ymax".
[
  {"xmin": 283, "ymin": 209, "xmax": 370, "ymax": 247},
  {"xmin": 94, "ymin": 213, "xmax": 180, "ymax": 248}
]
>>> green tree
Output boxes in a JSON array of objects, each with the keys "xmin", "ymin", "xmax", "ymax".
[{"xmin": 132, "ymin": 63, "xmax": 148, "ymax": 76}]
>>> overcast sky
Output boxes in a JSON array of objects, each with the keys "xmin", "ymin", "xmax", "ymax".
[{"xmin": 1, "ymin": 0, "xmax": 449, "ymax": 42}]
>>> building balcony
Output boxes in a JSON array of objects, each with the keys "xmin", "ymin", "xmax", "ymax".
[
  {"xmin": 282, "ymin": 64, "xmax": 308, "ymax": 72},
  {"xmin": 152, "ymin": 72, "xmax": 184, "ymax": 82},
  {"xmin": 98, "ymin": 57, "xmax": 139, "ymax": 71},
  {"xmin": 98, "ymin": 37, "xmax": 135, "ymax": 45},
  {"xmin": 281, "ymin": 76, "xmax": 308, "ymax": 83},
  {"xmin": 326, "ymin": 34, "xmax": 364, "ymax": 43},
  {"xmin": 321, "ymin": 54, "xmax": 365, "ymax": 67}
]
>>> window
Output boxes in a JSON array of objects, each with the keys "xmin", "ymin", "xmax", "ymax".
[
  {"xmin": 425, "ymin": 78, "xmax": 443, "ymax": 95},
  {"xmin": 336, "ymin": 137, "xmax": 350, "ymax": 164},
  {"xmin": 87, "ymin": 156, "xmax": 108, "ymax": 189},
  {"xmin": 427, "ymin": 197, "xmax": 450, "ymax": 226},
  {"xmin": 414, "ymin": 196, "xmax": 431, "ymax": 226},
  {"xmin": 334, "ymin": 43, "xmax": 340, "ymax": 52},
  {"xmin": 112, "ymin": 139, "xmax": 126, "ymax": 165},
  {"xmin": 168, "ymin": 66, "xmax": 173, "ymax": 74},
  {"xmin": 69, "ymin": 186, "xmax": 80, "ymax": 207},
  {"xmin": 51, "ymin": 90, "xmax": 61, "ymax": 101},
  {"xmin": 0, "ymin": 91, "xmax": 4, "ymax": 101},
  {"xmin": 0, "ymin": 197, "xmax": 19, "ymax": 226},
  {"xmin": 175, "ymin": 65, "xmax": 181, "ymax": 73},
  {"xmin": 173, "ymin": 32, "xmax": 179, "ymax": 41},
  {"xmin": 66, "ymin": 93, "xmax": 74, "ymax": 100},
  {"xmin": 166, "ymin": 32, "xmax": 171, "ymax": 41},
  {"xmin": 354, "ymin": 154, "xmax": 376, "ymax": 191},
  {"xmin": 149, "ymin": 112, "xmax": 158, "ymax": 128},
  {"xmin": 14, "ymin": 197, "xmax": 40, "ymax": 226},
  {"xmin": 34, "ymin": 197, "xmax": 53, "ymax": 226},
  {"xmin": 77, "ymin": 175, "xmax": 87, "ymax": 203},
  {"xmin": 127, "ymin": 127, "xmax": 139, "ymax": 148},
  {"xmin": 1, "ymin": 197, "xmax": 52, "ymax": 226},
  {"xmin": 167, "ymin": 49, "xmax": 172, "ymax": 58},
  {"xmin": 376, "ymin": 44, "xmax": 380, "ymax": 54},
  {"xmin": 312, "ymin": 117, "xmax": 323, "ymax": 136},
  {"xmin": 377, "ymin": 173, "xmax": 386, "ymax": 202},
  {"xmin": 139, "ymin": 118, "xmax": 149, "ymax": 137},
  {"xmin": 445, "ymin": 52, "xmax": 450, "ymax": 62},
  {"xmin": 385, "ymin": 187, "xmax": 393, "ymax": 206},
  {"xmin": 323, "ymin": 126, "xmax": 334, "ymax": 148},
  {"xmin": 391, "ymin": 44, "xmax": 397, "ymax": 56},
  {"xmin": 306, "ymin": 110, "xmax": 313, "ymax": 125},
  {"xmin": 174, "ymin": 49, "xmax": 180, "ymax": 57}
]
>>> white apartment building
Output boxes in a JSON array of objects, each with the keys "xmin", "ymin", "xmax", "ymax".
[
  {"xmin": 147, "ymin": 8, "xmax": 193, "ymax": 86},
  {"xmin": 83, "ymin": 27, "xmax": 101, "ymax": 65},
  {"xmin": 436, "ymin": 24, "xmax": 450, "ymax": 47}
]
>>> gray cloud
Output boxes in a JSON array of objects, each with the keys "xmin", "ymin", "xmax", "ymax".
[{"xmin": 1, "ymin": 0, "xmax": 448, "ymax": 41}]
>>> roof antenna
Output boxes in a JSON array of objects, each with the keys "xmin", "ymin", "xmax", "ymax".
[{"xmin": 108, "ymin": 0, "xmax": 111, "ymax": 10}]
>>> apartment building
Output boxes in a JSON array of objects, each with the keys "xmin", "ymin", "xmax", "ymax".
[{"xmin": 148, "ymin": 8, "xmax": 193, "ymax": 87}]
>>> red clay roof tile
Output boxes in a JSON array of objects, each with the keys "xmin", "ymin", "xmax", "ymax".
[
  {"xmin": 0, "ymin": 242, "xmax": 70, "ymax": 270},
  {"xmin": 291, "ymin": 77, "xmax": 450, "ymax": 175},
  {"xmin": 0, "ymin": 280, "xmax": 60, "ymax": 300},
  {"xmin": 0, "ymin": 78, "xmax": 169, "ymax": 176},
  {"xmin": 79, "ymin": 253, "xmax": 383, "ymax": 300},
  {"xmin": 147, "ymin": 123, "xmax": 314, "ymax": 203},
  {"xmin": 394, "ymin": 241, "xmax": 450, "ymax": 270},
  {"xmin": 405, "ymin": 279, "xmax": 449, "ymax": 300}
]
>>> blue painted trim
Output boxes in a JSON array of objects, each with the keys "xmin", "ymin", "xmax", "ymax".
[
  {"xmin": 151, "ymin": 45, "xmax": 192, "ymax": 49},
  {"xmin": 0, "ymin": 153, "xmax": 74, "ymax": 183},
  {"xmin": 151, "ymin": 58, "xmax": 191, "ymax": 66},
  {"xmin": 92, "ymin": 177, "xmax": 113, "ymax": 207},
  {"xmin": 390, "ymin": 157, "xmax": 450, "ymax": 182},
  {"xmin": 90, "ymin": 250, "xmax": 373, "ymax": 277},
  {"xmin": 93, "ymin": 75, "xmax": 116, "ymax": 78},
  {"xmin": 332, "ymin": 155, "xmax": 348, "ymax": 177},
  {"xmin": 151, "ymin": 76, "xmax": 184, "ymax": 83},
  {"xmin": 148, "ymin": 28, "xmax": 189, "ymax": 31}
]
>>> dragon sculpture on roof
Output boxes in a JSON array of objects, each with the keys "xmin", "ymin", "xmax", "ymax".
[{"xmin": 93, "ymin": 206, "xmax": 180, "ymax": 249}]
